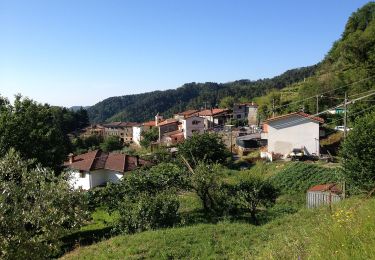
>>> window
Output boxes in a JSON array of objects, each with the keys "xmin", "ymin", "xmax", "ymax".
[
  {"xmin": 192, "ymin": 120, "xmax": 201, "ymax": 125},
  {"xmin": 237, "ymin": 115, "xmax": 241, "ymax": 119},
  {"xmin": 79, "ymin": 171, "xmax": 86, "ymax": 178}
]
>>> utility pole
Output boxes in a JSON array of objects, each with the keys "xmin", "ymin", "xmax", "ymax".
[
  {"xmin": 272, "ymin": 99, "xmax": 275, "ymax": 117},
  {"xmin": 316, "ymin": 95, "xmax": 319, "ymax": 114},
  {"xmin": 203, "ymin": 101, "xmax": 208, "ymax": 110},
  {"xmin": 344, "ymin": 92, "xmax": 348, "ymax": 139}
]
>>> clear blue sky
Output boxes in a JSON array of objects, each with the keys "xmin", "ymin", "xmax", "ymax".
[{"xmin": 0, "ymin": 0, "xmax": 370, "ymax": 107}]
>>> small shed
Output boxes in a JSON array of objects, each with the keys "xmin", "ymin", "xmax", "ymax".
[{"xmin": 307, "ymin": 183, "xmax": 342, "ymax": 208}]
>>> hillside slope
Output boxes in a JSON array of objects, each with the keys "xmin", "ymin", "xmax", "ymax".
[
  {"xmin": 62, "ymin": 197, "xmax": 375, "ymax": 259},
  {"xmin": 87, "ymin": 65, "xmax": 316, "ymax": 123}
]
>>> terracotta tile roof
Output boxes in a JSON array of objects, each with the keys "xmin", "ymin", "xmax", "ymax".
[
  {"xmin": 103, "ymin": 122, "xmax": 139, "ymax": 128},
  {"xmin": 195, "ymin": 108, "xmax": 230, "ymax": 116},
  {"xmin": 64, "ymin": 150, "xmax": 152, "ymax": 173},
  {"xmin": 64, "ymin": 150, "xmax": 99, "ymax": 172},
  {"xmin": 157, "ymin": 119, "xmax": 178, "ymax": 126},
  {"xmin": 176, "ymin": 109, "xmax": 199, "ymax": 116},
  {"xmin": 264, "ymin": 112, "xmax": 324, "ymax": 124},
  {"xmin": 105, "ymin": 153, "xmax": 126, "ymax": 172},
  {"xmin": 308, "ymin": 183, "xmax": 341, "ymax": 194},
  {"xmin": 143, "ymin": 121, "xmax": 156, "ymax": 127}
]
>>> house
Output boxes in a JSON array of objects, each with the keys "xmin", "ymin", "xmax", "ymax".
[
  {"xmin": 194, "ymin": 108, "xmax": 231, "ymax": 129},
  {"xmin": 261, "ymin": 112, "xmax": 324, "ymax": 158},
  {"xmin": 64, "ymin": 150, "xmax": 152, "ymax": 190},
  {"xmin": 174, "ymin": 109, "xmax": 199, "ymax": 122},
  {"xmin": 157, "ymin": 118, "xmax": 179, "ymax": 142},
  {"xmin": 307, "ymin": 184, "xmax": 342, "ymax": 208},
  {"xmin": 232, "ymin": 102, "xmax": 258, "ymax": 126},
  {"xmin": 182, "ymin": 115, "xmax": 205, "ymax": 138},
  {"xmin": 81, "ymin": 124, "xmax": 105, "ymax": 138},
  {"xmin": 103, "ymin": 122, "xmax": 139, "ymax": 143},
  {"xmin": 132, "ymin": 120, "xmax": 156, "ymax": 146},
  {"xmin": 162, "ymin": 130, "xmax": 185, "ymax": 146}
]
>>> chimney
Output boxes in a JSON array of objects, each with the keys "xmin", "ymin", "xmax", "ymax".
[
  {"xmin": 68, "ymin": 153, "xmax": 74, "ymax": 164},
  {"xmin": 135, "ymin": 155, "xmax": 140, "ymax": 166}
]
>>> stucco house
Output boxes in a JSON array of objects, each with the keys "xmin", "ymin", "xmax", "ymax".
[
  {"xmin": 103, "ymin": 122, "xmax": 139, "ymax": 143},
  {"xmin": 261, "ymin": 112, "xmax": 324, "ymax": 158},
  {"xmin": 182, "ymin": 115, "xmax": 205, "ymax": 138},
  {"xmin": 232, "ymin": 102, "xmax": 258, "ymax": 125},
  {"xmin": 132, "ymin": 120, "xmax": 156, "ymax": 146},
  {"xmin": 194, "ymin": 108, "xmax": 231, "ymax": 129},
  {"xmin": 174, "ymin": 109, "xmax": 199, "ymax": 122},
  {"xmin": 64, "ymin": 150, "xmax": 152, "ymax": 190}
]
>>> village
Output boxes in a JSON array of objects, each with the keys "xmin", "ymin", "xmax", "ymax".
[{"xmin": 65, "ymin": 100, "xmax": 347, "ymax": 210}]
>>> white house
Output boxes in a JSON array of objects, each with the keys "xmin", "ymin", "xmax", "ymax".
[
  {"xmin": 261, "ymin": 112, "xmax": 324, "ymax": 158},
  {"xmin": 182, "ymin": 115, "xmax": 205, "ymax": 138},
  {"xmin": 64, "ymin": 150, "xmax": 152, "ymax": 190},
  {"xmin": 132, "ymin": 120, "xmax": 156, "ymax": 146}
]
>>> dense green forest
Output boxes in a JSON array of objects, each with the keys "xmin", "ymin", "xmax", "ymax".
[
  {"xmin": 87, "ymin": 66, "xmax": 317, "ymax": 123},
  {"xmin": 88, "ymin": 2, "xmax": 375, "ymax": 124}
]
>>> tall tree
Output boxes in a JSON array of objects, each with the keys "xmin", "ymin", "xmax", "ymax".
[{"xmin": 0, "ymin": 95, "xmax": 70, "ymax": 171}]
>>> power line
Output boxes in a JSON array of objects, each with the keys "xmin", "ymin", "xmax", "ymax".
[
  {"xmin": 266, "ymin": 91, "xmax": 375, "ymax": 129},
  {"xmin": 273, "ymin": 75, "xmax": 375, "ymax": 110}
]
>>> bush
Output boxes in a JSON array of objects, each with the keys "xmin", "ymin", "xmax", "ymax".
[
  {"xmin": 0, "ymin": 149, "xmax": 88, "ymax": 259},
  {"xmin": 115, "ymin": 192, "xmax": 180, "ymax": 234},
  {"xmin": 100, "ymin": 136, "xmax": 123, "ymax": 152},
  {"xmin": 341, "ymin": 111, "xmax": 375, "ymax": 192}
]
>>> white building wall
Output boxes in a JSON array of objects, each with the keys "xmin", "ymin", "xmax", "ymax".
[
  {"xmin": 133, "ymin": 126, "xmax": 142, "ymax": 145},
  {"xmin": 69, "ymin": 170, "xmax": 91, "ymax": 190},
  {"xmin": 70, "ymin": 169, "xmax": 123, "ymax": 190},
  {"xmin": 267, "ymin": 115, "xmax": 320, "ymax": 156},
  {"xmin": 182, "ymin": 116, "xmax": 205, "ymax": 139}
]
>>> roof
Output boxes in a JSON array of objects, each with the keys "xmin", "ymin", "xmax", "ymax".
[
  {"xmin": 157, "ymin": 119, "xmax": 178, "ymax": 126},
  {"xmin": 143, "ymin": 120, "xmax": 156, "ymax": 127},
  {"xmin": 195, "ymin": 108, "xmax": 230, "ymax": 116},
  {"xmin": 176, "ymin": 109, "xmax": 199, "ymax": 116},
  {"xmin": 103, "ymin": 122, "xmax": 139, "ymax": 128},
  {"xmin": 235, "ymin": 102, "xmax": 258, "ymax": 107},
  {"xmin": 308, "ymin": 183, "xmax": 342, "ymax": 194},
  {"xmin": 264, "ymin": 112, "xmax": 324, "ymax": 124},
  {"xmin": 64, "ymin": 150, "xmax": 152, "ymax": 173}
]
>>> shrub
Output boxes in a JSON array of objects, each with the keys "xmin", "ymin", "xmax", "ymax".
[
  {"xmin": 0, "ymin": 149, "xmax": 88, "ymax": 259},
  {"xmin": 340, "ymin": 111, "xmax": 375, "ymax": 192},
  {"xmin": 115, "ymin": 192, "xmax": 180, "ymax": 234}
]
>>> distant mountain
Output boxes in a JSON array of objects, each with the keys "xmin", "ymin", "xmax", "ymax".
[
  {"xmin": 70, "ymin": 106, "xmax": 90, "ymax": 112},
  {"xmin": 87, "ymin": 65, "xmax": 317, "ymax": 123}
]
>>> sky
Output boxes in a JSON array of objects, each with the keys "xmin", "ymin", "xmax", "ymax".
[{"xmin": 0, "ymin": 0, "xmax": 371, "ymax": 107}]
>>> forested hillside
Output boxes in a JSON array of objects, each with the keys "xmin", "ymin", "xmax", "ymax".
[
  {"xmin": 87, "ymin": 65, "xmax": 317, "ymax": 123},
  {"xmin": 257, "ymin": 2, "xmax": 375, "ymax": 121}
]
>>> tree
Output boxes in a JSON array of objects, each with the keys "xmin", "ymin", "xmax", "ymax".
[
  {"xmin": 140, "ymin": 127, "xmax": 158, "ymax": 148},
  {"xmin": 189, "ymin": 162, "xmax": 223, "ymax": 213},
  {"xmin": 100, "ymin": 136, "xmax": 123, "ymax": 152},
  {"xmin": 219, "ymin": 96, "xmax": 235, "ymax": 109},
  {"xmin": 234, "ymin": 174, "xmax": 278, "ymax": 223},
  {"xmin": 0, "ymin": 149, "xmax": 88, "ymax": 259},
  {"xmin": 178, "ymin": 133, "xmax": 230, "ymax": 166},
  {"xmin": 102, "ymin": 163, "xmax": 183, "ymax": 234},
  {"xmin": 340, "ymin": 111, "xmax": 375, "ymax": 192},
  {"xmin": 0, "ymin": 95, "xmax": 70, "ymax": 171}
]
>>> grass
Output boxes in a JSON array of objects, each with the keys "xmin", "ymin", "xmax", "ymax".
[{"xmin": 62, "ymin": 196, "xmax": 375, "ymax": 259}]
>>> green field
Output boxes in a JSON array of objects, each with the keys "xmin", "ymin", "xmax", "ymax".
[{"xmin": 62, "ymin": 196, "xmax": 375, "ymax": 259}]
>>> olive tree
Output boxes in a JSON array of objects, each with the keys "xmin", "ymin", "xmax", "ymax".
[{"xmin": 0, "ymin": 149, "xmax": 88, "ymax": 259}]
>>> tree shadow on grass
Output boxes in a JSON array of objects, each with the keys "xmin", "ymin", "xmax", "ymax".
[{"xmin": 56, "ymin": 226, "xmax": 117, "ymax": 258}]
